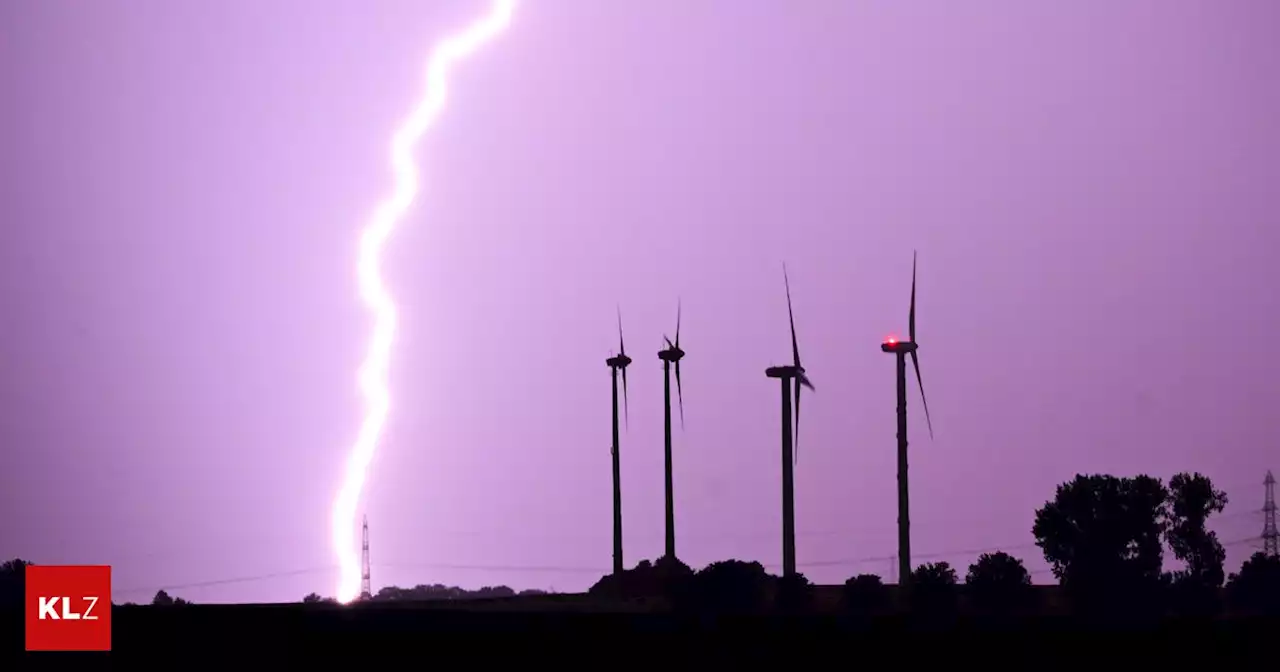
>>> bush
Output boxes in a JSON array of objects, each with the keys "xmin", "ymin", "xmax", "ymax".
[
  {"xmin": 1163, "ymin": 572, "xmax": 1221, "ymax": 617},
  {"xmin": 1227, "ymin": 552, "xmax": 1280, "ymax": 615},
  {"xmin": 774, "ymin": 573, "xmax": 814, "ymax": 614},
  {"xmin": 966, "ymin": 552, "xmax": 1035, "ymax": 613},
  {"xmin": 684, "ymin": 560, "xmax": 772, "ymax": 614},
  {"xmin": 841, "ymin": 574, "xmax": 888, "ymax": 614},
  {"xmin": 910, "ymin": 562, "xmax": 958, "ymax": 613},
  {"xmin": 588, "ymin": 557, "xmax": 693, "ymax": 601}
]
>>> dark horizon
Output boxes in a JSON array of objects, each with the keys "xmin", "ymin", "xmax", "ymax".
[{"xmin": 3, "ymin": 0, "xmax": 1278, "ymax": 603}]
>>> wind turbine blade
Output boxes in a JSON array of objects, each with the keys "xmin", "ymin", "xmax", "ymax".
[
  {"xmin": 784, "ymin": 265, "xmax": 801, "ymax": 368},
  {"xmin": 675, "ymin": 360, "xmax": 684, "ymax": 429},
  {"xmin": 909, "ymin": 251, "xmax": 917, "ymax": 343},
  {"xmin": 664, "ymin": 335, "xmax": 674, "ymax": 349},
  {"xmin": 909, "ymin": 350, "xmax": 933, "ymax": 439},
  {"xmin": 675, "ymin": 300, "xmax": 681, "ymax": 349},
  {"xmin": 621, "ymin": 367, "xmax": 629, "ymax": 429},
  {"xmin": 793, "ymin": 379, "xmax": 802, "ymax": 464},
  {"xmin": 617, "ymin": 306, "xmax": 626, "ymax": 356}
]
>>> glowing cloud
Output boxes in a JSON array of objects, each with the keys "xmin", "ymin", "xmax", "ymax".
[{"xmin": 332, "ymin": 0, "xmax": 518, "ymax": 605}]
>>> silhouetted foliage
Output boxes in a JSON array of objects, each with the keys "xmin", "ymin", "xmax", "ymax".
[
  {"xmin": 5, "ymin": 466, "xmax": 1272, "ymax": 624},
  {"xmin": 1227, "ymin": 552, "xmax": 1280, "ymax": 615},
  {"xmin": 301, "ymin": 585, "xmax": 541, "ymax": 605},
  {"xmin": 841, "ymin": 574, "xmax": 888, "ymax": 615},
  {"xmin": 373, "ymin": 584, "xmax": 518, "ymax": 602},
  {"xmin": 773, "ymin": 572, "xmax": 814, "ymax": 614},
  {"xmin": 910, "ymin": 562, "xmax": 959, "ymax": 612},
  {"xmin": 683, "ymin": 560, "xmax": 772, "ymax": 614},
  {"xmin": 0, "ymin": 558, "xmax": 32, "ymax": 575},
  {"xmin": 151, "ymin": 590, "xmax": 192, "ymax": 606},
  {"xmin": 1033, "ymin": 474, "xmax": 1169, "ymax": 611},
  {"xmin": 589, "ymin": 557, "xmax": 693, "ymax": 601},
  {"xmin": 965, "ymin": 552, "xmax": 1034, "ymax": 612},
  {"xmin": 0, "ymin": 558, "xmax": 32, "ymax": 609},
  {"xmin": 1165, "ymin": 472, "xmax": 1228, "ymax": 588}
]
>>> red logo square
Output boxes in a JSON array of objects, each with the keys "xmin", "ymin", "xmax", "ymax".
[{"xmin": 25, "ymin": 565, "xmax": 112, "ymax": 652}]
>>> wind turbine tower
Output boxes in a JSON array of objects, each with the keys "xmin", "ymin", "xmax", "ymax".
[
  {"xmin": 605, "ymin": 310, "xmax": 632, "ymax": 574},
  {"xmin": 879, "ymin": 251, "xmax": 934, "ymax": 587},
  {"xmin": 657, "ymin": 303, "xmax": 685, "ymax": 561},
  {"xmin": 764, "ymin": 267, "xmax": 814, "ymax": 579}
]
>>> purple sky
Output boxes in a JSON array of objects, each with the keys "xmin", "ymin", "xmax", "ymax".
[{"xmin": 3, "ymin": 0, "xmax": 1279, "ymax": 604}]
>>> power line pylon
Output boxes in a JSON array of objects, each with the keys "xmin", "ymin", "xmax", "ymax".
[
  {"xmin": 1264, "ymin": 471, "xmax": 1278, "ymax": 558},
  {"xmin": 360, "ymin": 515, "xmax": 373, "ymax": 599}
]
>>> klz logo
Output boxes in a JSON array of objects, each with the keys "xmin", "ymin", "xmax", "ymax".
[
  {"xmin": 25, "ymin": 565, "xmax": 112, "ymax": 651},
  {"xmin": 38, "ymin": 596, "xmax": 101, "ymax": 620}
]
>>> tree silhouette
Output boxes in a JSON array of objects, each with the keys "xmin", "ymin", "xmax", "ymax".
[
  {"xmin": 774, "ymin": 571, "xmax": 814, "ymax": 614},
  {"xmin": 685, "ymin": 560, "xmax": 771, "ymax": 614},
  {"xmin": 589, "ymin": 557, "xmax": 693, "ymax": 601},
  {"xmin": 913, "ymin": 561, "xmax": 958, "ymax": 586},
  {"xmin": 1033, "ymin": 474, "xmax": 1168, "ymax": 606},
  {"xmin": 0, "ymin": 559, "xmax": 32, "ymax": 574},
  {"xmin": 151, "ymin": 589, "xmax": 192, "ymax": 606},
  {"xmin": 841, "ymin": 574, "xmax": 888, "ymax": 615},
  {"xmin": 373, "ymin": 584, "xmax": 519, "ymax": 602},
  {"xmin": 1165, "ymin": 472, "xmax": 1228, "ymax": 588},
  {"xmin": 910, "ymin": 562, "xmax": 958, "ymax": 614},
  {"xmin": 0, "ymin": 558, "xmax": 32, "ymax": 610},
  {"xmin": 965, "ymin": 551, "xmax": 1033, "ymax": 612},
  {"xmin": 1160, "ymin": 473, "xmax": 1228, "ymax": 614},
  {"xmin": 1227, "ymin": 552, "xmax": 1280, "ymax": 615}
]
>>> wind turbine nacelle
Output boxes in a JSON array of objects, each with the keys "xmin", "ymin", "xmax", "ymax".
[
  {"xmin": 765, "ymin": 365, "xmax": 800, "ymax": 379},
  {"xmin": 881, "ymin": 339, "xmax": 918, "ymax": 354},
  {"xmin": 659, "ymin": 348, "xmax": 685, "ymax": 362},
  {"xmin": 607, "ymin": 354, "xmax": 632, "ymax": 368}
]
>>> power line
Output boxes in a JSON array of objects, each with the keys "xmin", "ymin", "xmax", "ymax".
[
  {"xmin": 377, "ymin": 562, "xmax": 605, "ymax": 574},
  {"xmin": 114, "ymin": 566, "xmax": 336, "ymax": 597},
  {"xmin": 59, "ymin": 502, "xmax": 1267, "ymax": 575},
  {"xmin": 107, "ymin": 533, "xmax": 1268, "ymax": 600},
  {"xmin": 106, "ymin": 538, "xmax": 1051, "ymax": 597}
]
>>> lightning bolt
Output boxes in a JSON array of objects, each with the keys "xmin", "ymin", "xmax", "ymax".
[{"xmin": 332, "ymin": 0, "xmax": 518, "ymax": 605}]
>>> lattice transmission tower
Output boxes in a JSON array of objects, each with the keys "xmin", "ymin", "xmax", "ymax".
[
  {"xmin": 360, "ymin": 515, "xmax": 373, "ymax": 599},
  {"xmin": 1264, "ymin": 471, "xmax": 1278, "ymax": 558}
]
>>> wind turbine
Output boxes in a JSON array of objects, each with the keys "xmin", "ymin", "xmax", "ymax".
[
  {"xmin": 657, "ymin": 301, "xmax": 685, "ymax": 561},
  {"xmin": 764, "ymin": 267, "xmax": 814, "ymax": 579},
  {"xmin": 880, "ymin": 251, "xmax": 934, "ymax": 588},
  {"xmin": 605, "ymin": 308, "xmax": 632, "ymax": 575}
]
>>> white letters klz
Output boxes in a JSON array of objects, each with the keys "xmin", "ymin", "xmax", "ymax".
[{"xmin": 37, "ymin": 596, "xmax": 99, "ymax": 620}]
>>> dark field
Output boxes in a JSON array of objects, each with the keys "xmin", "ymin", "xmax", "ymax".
[{"xmin": 7, "ymin": 587, "xmax": 1278, "ymax": 663}]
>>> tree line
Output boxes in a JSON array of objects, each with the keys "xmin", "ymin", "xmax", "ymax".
[
  {"xmin": 587, "ymin": 472, "xmax": 1280, "ymax": 617},
  {"xmin": 3, "ymin": 471, "xmax": 1279, "ymax": 618},
  {"xmin": 303, "ymin": 584, "xmax": 550, "ymax": 604}
]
